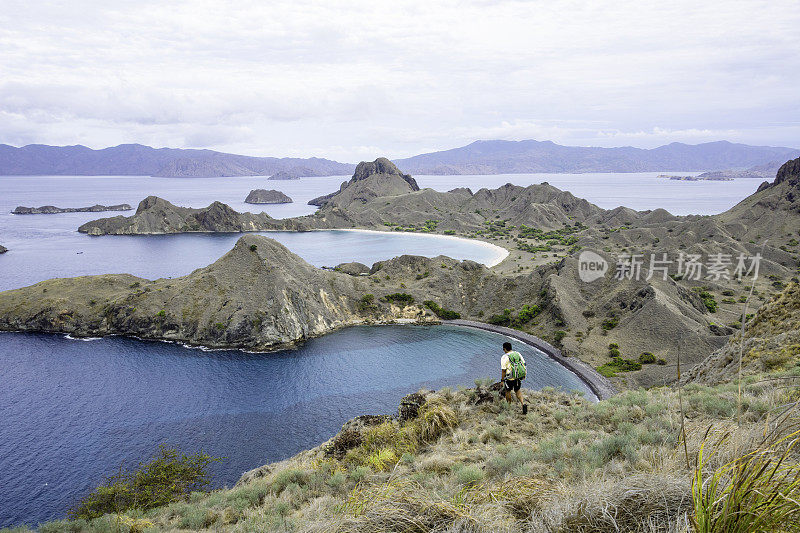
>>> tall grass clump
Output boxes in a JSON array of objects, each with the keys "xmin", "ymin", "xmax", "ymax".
[{"xmin": 691, "ymin": 411, "xmax": 800, "ymax": 532}]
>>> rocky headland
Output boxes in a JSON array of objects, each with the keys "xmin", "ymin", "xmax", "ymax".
[
  {"xmin": 0, "ymin": 245, "xmax": 7, "ymax": 254},
  {"xmin": 12, "ymin": 203, "xmax": 132, "ymax": 214},
  {"xmin": 244, "ymin": 189, "xmax": 293, "ymax": 204}
]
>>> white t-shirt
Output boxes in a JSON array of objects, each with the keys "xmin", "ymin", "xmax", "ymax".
[{"xmin": 501, "ymin": 351, "xmax": 525, "ymax": 377}]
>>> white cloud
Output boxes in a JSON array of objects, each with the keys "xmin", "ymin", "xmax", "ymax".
[{"xmin": 0, "ymin": 0, "xmax": 798, "ymax": 161}]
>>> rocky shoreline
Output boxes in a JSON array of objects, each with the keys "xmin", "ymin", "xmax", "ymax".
[{"xmin": 444, "ymin": 319, "xmax": 615, "ymax": 400}]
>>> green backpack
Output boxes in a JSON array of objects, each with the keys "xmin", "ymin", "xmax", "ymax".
[{"xmin": 507, "ymin": 351, "xmax": 526, "ymax": 380}]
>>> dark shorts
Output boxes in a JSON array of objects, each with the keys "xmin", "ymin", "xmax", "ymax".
[{"xmin": 503, "ymin": 379, "xmax": 521, "ymax": 392}]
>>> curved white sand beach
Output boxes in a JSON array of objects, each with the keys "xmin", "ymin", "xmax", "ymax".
[{"xmin": 325, "ymin": 228, "xmax": 510, "ymax": 267}]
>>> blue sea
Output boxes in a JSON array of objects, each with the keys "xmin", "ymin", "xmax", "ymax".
[{"xmin": 0, "ymin": 172, "xmax": 761, "ymax": 526}]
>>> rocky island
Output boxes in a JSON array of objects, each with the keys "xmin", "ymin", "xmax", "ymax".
[
  {"xmin": 244, "ymin": 189, "xmax": 293, "ymax": 204},
  {"xmin": 657, "ymin": 174, "xmax": 732, "ymax": 181},
  {"xmin": 0, "ymin": 245, "xmax": 7, "ymax": 254},
  {"xmin": 12, "ymin": 203, "xmax": 132, "ymax": 214},
  {"xmin": 268, "ymin": 169, "xmax": 304, "ymax": 180}
]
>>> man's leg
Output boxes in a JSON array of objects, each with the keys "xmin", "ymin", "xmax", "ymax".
[
  {"xmin": 515, "ymin": 389, "xmax": 524, "ymax": 405},
  {"xmin": 505, "ymin": 389, "xmax": 514, "ymax": 403}
]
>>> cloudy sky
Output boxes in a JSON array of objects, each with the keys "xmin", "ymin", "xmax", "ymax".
[{"xmin": 1, "ymin": 0, "xmax": 798, "ymax": 161}]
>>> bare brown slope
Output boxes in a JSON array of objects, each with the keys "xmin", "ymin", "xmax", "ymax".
[{"xmin": 684, "ymin": 281, "xmax": 800, "ymax": 384}]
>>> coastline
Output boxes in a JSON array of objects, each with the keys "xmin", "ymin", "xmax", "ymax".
[
  {"xmin": 444, "ymin": 319, "xmax": 616, "ymax": 401},
  {"xmin": 322, "ymin": 228, "xmax": 510, "ymax": 268}
]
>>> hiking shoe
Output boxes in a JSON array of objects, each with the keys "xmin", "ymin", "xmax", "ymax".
[{"xmin": 522, "ymin": 404, "xmax": 528, "ymax": 415}]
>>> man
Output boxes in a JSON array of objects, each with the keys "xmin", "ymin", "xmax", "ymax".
[{"xmin": 500, "ymin": 341, "xmax": 528, "ymax": 414}]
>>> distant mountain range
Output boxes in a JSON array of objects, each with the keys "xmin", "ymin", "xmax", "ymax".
[
  {"xmin": 1, "ymin": 140, "xmax": 798, "ymax": 177},
  {"xmin": 0, "ymin": 143, "xmax": 355, "ymax": 178},
  {"xmin": 393, "ymin": 140, "xmax": 800, "ymax": 175}
]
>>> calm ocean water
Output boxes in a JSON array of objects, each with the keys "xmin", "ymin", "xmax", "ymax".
[
  {"xmin": 0, "ymin": 326, "xmax": 592, "ymax": 527},
  {"xmin": 0, "ymin": 173, "xmax": 760, "ymax": 527}
]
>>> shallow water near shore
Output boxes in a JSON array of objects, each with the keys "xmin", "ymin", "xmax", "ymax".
[{"xmin": 0, "ymin": 325, "xmax": 593, "ymax": 527}]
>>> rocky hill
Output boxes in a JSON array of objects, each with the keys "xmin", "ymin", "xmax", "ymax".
[
  {"xmin": 0, "ymin": 143, "xmax": 354, "ymax": 177},
  {"xmin": 393, "ymin": 139, "xmax": 800, "ymax": 175},
  {"xmin": 77, "ymin": 196, "xmax": 304, "ymax": 235},
  {"xmin": 0, "ymin": 235, "xmax": 443, "ymax": 351},
  {"xmin": 244, "ymin": 189, "xmax": 293, "ymax": 204},
  {"xmin": 307, "ymin": 157, "xmax": 419, "ymax": 207}
]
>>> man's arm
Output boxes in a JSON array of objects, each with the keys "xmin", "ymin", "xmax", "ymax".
[{"xmin": 501, "ymin": 368, "xmax": 506, "ymax": 382}]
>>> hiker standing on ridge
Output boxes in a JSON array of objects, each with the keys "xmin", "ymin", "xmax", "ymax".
[{"xmin": 501, "ymin": 341, "xmax": 528, "ymax": 414}]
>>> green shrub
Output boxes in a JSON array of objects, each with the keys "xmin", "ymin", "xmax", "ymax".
[
  {"xmin": 597, "ymin": 357, "xmax": 642, "ymax": 377},
  {"xmin": 553, "ymin": 330, "xmax": 566, "ymax": 344},
  {"xmin": 385, "ymin": 293, "xmax": 414, "ymax": 304},
  {"xmin": 488, "ymin": 445, "xmax": 534, "ymax": 475},
  {"xmin": 609, "ymin": 347, "xmax": 621, "ymax": 357},
  {"xmin": 602, "ymin": 316, "xmax": 619, "ymax": 330},
  {"xmin": 608, "ymin": 343, "xmax": 619, "ymax": 350},
  {"xmin": 249, "ymin": 244, "xmax": 257, "ymax": 252},
  {"xmin": 487, "ymin": 305, "xmax": 539, "ymax": 329},
  {"xmin": 452, "ymin": 464, "xmax": 485, "ymax": 486},
  {"xmin": 69, "ymin": 445, "xmax": 218, "ymax": 520},
  {"xmin": 349, "ymin": 466, "xmax": 372, "ymax": 483},
  {"xmin": 271, "ymin": 469, "xmax": 309, "ymax": 494},
  {"xmin": 423, "ymin": 300, "xmax": 461, "ymax": 320},
  {"xmin": 516, "ymin": 304, "xmax": 540, "ymax": 323},
  {"xmin": 639, "ymin": 352, "xmax": 656, "ymax": 364},
  {"xmin": 357, "ymin": 294, "xmax": 377, "ymax": 312},
  {"xmin": 694, "ymin": 289, "xmax": 718, "ymax": 313}
]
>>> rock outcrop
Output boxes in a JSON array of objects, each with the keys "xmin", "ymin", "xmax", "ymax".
[
  {"xmin": 244, "ymin": 189, "xmax": 293, "ymax": 204},
  {"xmin": 0, "ymin": 245, "xmax": 6, "ymax": 254},
  {"xmin": 334, "ymin": 262, "xmax": 370, "ymax": 276},
  {"xmin": 12, "ymin": 204, "xmax": 132, "ymax": 214},
  {"xmin": 78, "ymin": 196, "xmax": 303, "ymax": 235},
  {"xmin": 308, "ymin": 158, "xmax": 419, "ymax": 207},
  {"xmin": 772, "ymin": 156, "xmax": 800, "ymax": 188}
]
